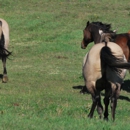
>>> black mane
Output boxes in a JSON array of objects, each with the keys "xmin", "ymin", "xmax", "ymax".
[{"xmin": 92, "ymin": 21, "xmax": 113, "ymax": 33}]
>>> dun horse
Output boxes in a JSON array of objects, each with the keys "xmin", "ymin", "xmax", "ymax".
[
  {"xmin": 0, "ymin": 18, "xmax": 11, "ymax": 83},
  {"xmin": 83, "ymin": 41, "xmax": 130, "ymax": 121}
]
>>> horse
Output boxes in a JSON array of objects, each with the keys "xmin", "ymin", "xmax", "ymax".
[
  {"xmin": 0, "ymin": 18, "xmax": 11, "ymax": 83},
  {"xmin": 80, "ymin": 30, "xmax": 117, "ymax": 94},
  {"xmin": 83, "ymin": 41, "xmax": 130, "ymax": 121},
  {"xmin": 81, "ymin": 21, "xmax": 130, "ymax": 62}
]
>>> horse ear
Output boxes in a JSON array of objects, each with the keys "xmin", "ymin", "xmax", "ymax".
[{"xmin": 87, "ymin": 21, "xmax": 90, "ymax": 26}]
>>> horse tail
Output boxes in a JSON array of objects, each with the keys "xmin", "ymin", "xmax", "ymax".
[
  {"xmin": 0, "ymin": 21, "xmax": 11, "ymax": 59},
  {"xmin": 0, "ymin": 46, "xmax": 12, "ymax": 59},
  {"xmin": 100, "ymin": 43, "xmax": 130, "ymax": 73}
]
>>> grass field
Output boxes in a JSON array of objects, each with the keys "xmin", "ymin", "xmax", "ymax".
[{"xmin": 0, "ymin": 0, "xmax": 130, "ymax": 129}]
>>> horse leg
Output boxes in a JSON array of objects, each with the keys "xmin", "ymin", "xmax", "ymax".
[
  {"xmin": 2, "ymin": 57, "xmax": 8, "ymax": 83},
  {"xmin": 103, "ymin": 96, "xmax": 110, "ymax": 121},
  {"xmin": 96, "ymin": 94, "xmax": 103, "ymax": 119},
  {"xmin": 88, "ymin": 92, "xmax": 103, "ymax": 118},
  {"xmin": 110, "ymin": 96, "xmax": 117, "ymax": 121},
  {"xmin": 104, "ymin": 83, "xmax": 111, "ymax": 121},
  {"xmin": 110, "ymin": 83, "xmax": 120, "ymax": 121},
  {"xmin": 88, "ymin": 94, "xmax": 98, "ymax": 118},
  {"xmin": 87, "ymin": 82, "xmax": 98, "ymax": 118}
]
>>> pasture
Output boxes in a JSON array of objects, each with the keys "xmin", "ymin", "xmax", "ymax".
[{"xmin": 0, "ymin": 0, "xmax": 130, "ymax": 129}]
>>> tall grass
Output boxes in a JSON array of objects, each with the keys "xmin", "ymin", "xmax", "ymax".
[{"xmin": 0, "ymin": 0, "xmax": 130, "ymax": 129}]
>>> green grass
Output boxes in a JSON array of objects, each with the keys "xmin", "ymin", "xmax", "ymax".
[{"xmin": 0, "ymin": 0, "xmax": 130, "ymax": 129}]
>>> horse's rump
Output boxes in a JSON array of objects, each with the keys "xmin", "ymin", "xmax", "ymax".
[{"xmin": 83, "ymin": 42, "xmax": 127, "ymax": 84}]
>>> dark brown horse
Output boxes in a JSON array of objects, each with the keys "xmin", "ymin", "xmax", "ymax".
[{"xmin": 81, "ymin": 21, "xmax": 130, "ymax": 62}]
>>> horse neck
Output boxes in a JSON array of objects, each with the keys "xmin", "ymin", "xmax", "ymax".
[
  {"xmin": 91, "ymin": 30, "xmax": 101, "ymax": 44},
  {"xmin": 89, "ymin": 25, "xmax": 101, "ymax": 44}
]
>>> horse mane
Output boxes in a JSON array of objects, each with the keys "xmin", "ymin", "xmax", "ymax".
[
  {"xmin": 92, "ymin": 21, "xmax": 113, "ymax": 33},
  {"xmin": 99, "ymin": 29, "xmax": 117, "ymax": 43}
]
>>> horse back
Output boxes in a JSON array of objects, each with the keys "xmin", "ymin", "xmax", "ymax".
[
  {"xmin": 114, "ymin": 33, "xmax": 130, "ymax": 61},
  {"xmin": 114, "ymin": 33, "xmax": 129, "ymax": 46}
]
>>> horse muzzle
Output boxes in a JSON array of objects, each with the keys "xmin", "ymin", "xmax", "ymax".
[{"xmin": 81, "ymin": 43, "xmax": 86, "ymax": 49}]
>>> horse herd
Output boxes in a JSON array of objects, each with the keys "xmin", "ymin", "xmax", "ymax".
[
  {"xmin": 0, "ymin": 18, "xmax": 129, "ymax": 121},
  {"xmin": 80, "ymin": 21, "xmax": 130, "ymax": 121}
]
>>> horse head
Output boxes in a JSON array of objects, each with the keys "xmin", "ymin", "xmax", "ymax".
[
  {"xmin": 81, "ymin": 21, "xmax": 93, "ymax": 49},
  {"xmin": 81, "ymin": 21, "xmax": 114, "ymax": 49}
]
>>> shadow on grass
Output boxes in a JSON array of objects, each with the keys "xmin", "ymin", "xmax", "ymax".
[
  {"xmin": 122, "ymin": 80, "xmax": 130, "ymax": 92},
  {"xmin": 72, "ymin": 85, "xmax": 89, "ymax": 94},
  {"xmin": 73, "ymin": 79, "xmax": 130, "ymax": 102},
  {"xmin": 0, "ymin": 74, "xmax": 3, "ymax": 79},
  {"xmin": 119, "ymin": 80, "xmax": 130, "ymax": 102},
  {"xmin": 119, "ymin": 95, "xmax": 130, "ymax": 102}
]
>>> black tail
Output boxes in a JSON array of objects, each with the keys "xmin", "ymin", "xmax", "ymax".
[
  {"xmin": 0, "ymin": 44, "xmax": 12, "ymax": 59},
  {"xmin": 0, "ymin": 21, "xmax": 11, "ymax": 59},
  {"xmin": 100, "ymin": 43, "xmax": 130, "ymax": 73}
]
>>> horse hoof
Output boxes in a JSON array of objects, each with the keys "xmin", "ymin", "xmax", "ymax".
[
  {"xmin": 104, "ymin": 117, "xmax": 109, "ymax": 121},
  {"xmin": 2, "ymin": 75, "xmax": 8, "ymax": 83}
]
